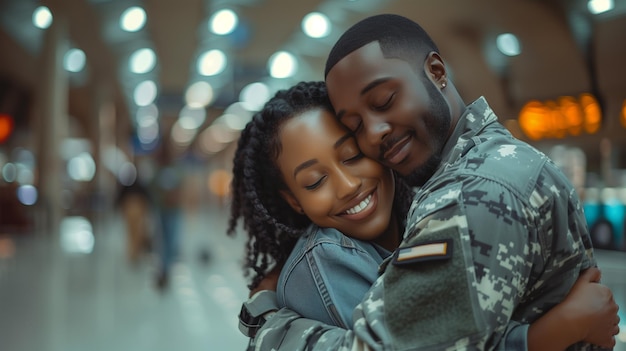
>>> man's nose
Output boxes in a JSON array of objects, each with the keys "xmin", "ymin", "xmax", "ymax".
[{"xmin": 362, "ymin": 114, "xmax": 391, "ymax": 151}]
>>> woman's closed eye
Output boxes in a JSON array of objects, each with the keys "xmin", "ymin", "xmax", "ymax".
[
  {"xmin": 305, "ymin": 176, "xmax": 326, "ymax": 190},
  {"xmin": 344, "ymin": 152, "xmax": 364, "ymax": 163}
]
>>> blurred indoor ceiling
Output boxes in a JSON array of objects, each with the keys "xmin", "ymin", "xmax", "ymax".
[{"xmin": 0, "ymin": 0, "xmax": 625, "ymax": 163}]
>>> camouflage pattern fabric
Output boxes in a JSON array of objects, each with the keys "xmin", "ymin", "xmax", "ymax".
[{"xmin": 246, "ymin": 97, "xmax": 602, "ymax": 351}]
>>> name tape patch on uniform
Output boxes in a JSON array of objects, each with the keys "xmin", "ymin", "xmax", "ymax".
[{"xmin": 392, "ymin": 239, "xmax": 453, "ymax": 266}]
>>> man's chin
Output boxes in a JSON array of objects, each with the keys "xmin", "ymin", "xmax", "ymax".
[{"xmin": 400, "ymin": 155, "xmax": 441, "ymax": 187}]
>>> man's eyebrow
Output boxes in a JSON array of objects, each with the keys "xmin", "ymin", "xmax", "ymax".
[
  {"xmin": 361, "ymin": 77, "xmax": 390, "ymax": 96},
  {"xmin": 335, "ymin": 77, "xmax": 391, "ymax": 121}
]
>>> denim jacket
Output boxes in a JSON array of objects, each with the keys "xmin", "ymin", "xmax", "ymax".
[{"xmin": 276, "ymin": 225, "xmax": 391, "ymax": 328}]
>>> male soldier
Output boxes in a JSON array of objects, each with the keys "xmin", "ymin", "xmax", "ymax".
[{"xmin": 239, "ymin": 14, "xmax": 619, "ymax": 350}]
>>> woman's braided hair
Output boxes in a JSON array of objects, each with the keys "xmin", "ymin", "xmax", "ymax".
[{"xmin": 227, "ymin": 81, "xmax": 414, "ymax": 290}]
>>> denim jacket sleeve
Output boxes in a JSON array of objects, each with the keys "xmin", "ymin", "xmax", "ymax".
[{"xmin": 276, "ymin": 226, "xmax": 387, "ymax": 329}]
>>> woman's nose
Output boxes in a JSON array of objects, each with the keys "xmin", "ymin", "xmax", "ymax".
[{"xmin": 336, "ymin": 168, "xmax": 361, "ymax": 199}]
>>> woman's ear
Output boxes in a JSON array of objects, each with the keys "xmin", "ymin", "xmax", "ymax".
[{"xmin": 279, "ymin": 189, "xmax": 304, "ymax": 214}]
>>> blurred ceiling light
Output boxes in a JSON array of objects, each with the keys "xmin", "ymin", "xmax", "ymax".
[
  {"xmin": 129, "ymin": 48, "xmax": 156, "ymax": 74},
  {"xmin": 587, "ymin": 0, "xmax": 614, "ymax": 14},
  {"xmin": 16, "ymin": 165, "xmax": 34, "ymax": 185},
  {"xmin": 120, "ymin": 6, "xmax": 147, "ymax": 32},
  {"xmin": 13, "ymin": 148, "xmax": 35, "ymax": 168},
  {"xmin": 199, "ymin": 129, "xmax": 228, "ymax": 154},
  {"xmin": 212, "ymin": 115, "xmax": 242, "ymax": 138},
  {"xmin": 269, "ymin": 51, "xmax": 297, "ymax": 78},
  {"xmin": 67, "ymin": 152, "xmax": 96, "ymax": 182},
  {"xmin": 135, "ymin": 103, "xmax": 159, "ymax": 127},
  {"xmin": 137, "ymin": 121, "xmax": 159, "ymax": 144},
  {"xmin": 210, "ymin": 9, "xmax": 238, "ymax": 35},
  {"xmin": 223, "ymin": 102, "xmax": 253, "ymax": 129},
  {"xmin": 32, "ymin": 6, "xmax": 53, "ymax": 29},
  {"xmin": 60, "ymin": 216, "xmax": 95, "ymax": 254},
  {"xmin": 2, "ymin": 163, "xmax": 17, "ymax": 182},
  {"xmin": 208, "ymin": 123, "xmax": 237, "ymax": 143},
  {"xmin": 225, "ymin": 101, "xmax": 253, "ymax": 116},
  {"xmin": 198, "ymin": 49, "xmax": 227, "ymax": 76},
  {"xmin": 102, "ymin": 146, "xmax": 128, "ymax": 173},
  {"xmin": 60, "ymin": 138, "xmax": 91, "ymax": 160},
  {"xmin": 302, "ymin": 12, "xmax": 330, "ymax": 38},
  {"xmin": 133, "ymin": 80, "xmax": 158, "ymax": 106},
  {"xmin": 185, "ymin": 81, "xmax": 214, "ymax": 108},
  {"xmin": 220, "ymin": 113, "xmax": 249, "ymax": 131},
  {"xmin": 17, "ymin": 185, "xmax": 38, "ymax": 206},
  {"xmin": 178, "ymin": 105, "xmax": 207, "ymax": 130},
  {"xmin": 171, "ymin": 119, "xmax": 197, "ymax": 146},
  {"xmin": 117, "ymin": 161, "xmax": 138, "ymax": 186},
  {"xmin": 64, "ymin": 48, "xmax": 86, "ymax": 72},
  {"xmin": 496, "ymin": 33, "xmax": 521, "ymax": 57},
  {"xmin": 239, "ymin": 82, "xmax": 270, "ymax": 111}
]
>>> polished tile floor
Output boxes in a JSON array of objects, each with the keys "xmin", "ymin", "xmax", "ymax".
[{"xmin": 0, "ymin": 204, "xmax": 625, "ymax": 351}]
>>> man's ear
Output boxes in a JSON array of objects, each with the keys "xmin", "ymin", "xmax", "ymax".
[
  {"xmin": 279, "ymin": 189, "xmax": 304, "ymax": 214},
  {"xmin": 423, "ymin": 52, "xmax": 447, "ymax": 87}
]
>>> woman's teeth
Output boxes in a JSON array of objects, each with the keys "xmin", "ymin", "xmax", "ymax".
[{"xmin": 345, "ymin": 194, "xmax": 372, "ymax": 215}]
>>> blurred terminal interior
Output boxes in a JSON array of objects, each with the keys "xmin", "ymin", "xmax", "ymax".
[
  {"xmin": 1, "ymin": 0, "xmax": 626, "ymax": 247},
  {"xmin": 0, "ymin": 1, "xmax": 625, "ymax": 350}
]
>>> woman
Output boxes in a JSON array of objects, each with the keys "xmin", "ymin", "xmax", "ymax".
[{"xmin": 227, "ymin": 81, "xmax": 617, "ymax": 347}]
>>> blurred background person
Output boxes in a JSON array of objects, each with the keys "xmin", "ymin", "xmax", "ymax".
[
  {"xmin": 115, "ymin": 178, "xmax": 153, "ymax": 266},
  {"xmin": 151, "ymin": 141, "xmax": 183, "ymax": 291}
]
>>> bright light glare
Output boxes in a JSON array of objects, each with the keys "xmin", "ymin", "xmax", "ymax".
[
  {"xmin": 117, "ymin": 162, "xmax": 137, "ymax": 186},
  {"xmin": 239, "ymin": 82, "xmax": 270, "ymax": 111},
  {"xmin": 171, "ymin": 120, "xmax": 197, "ymax": 146},
  {"xmin": 102, "ymin": 146, "xmax": 128, "ymax": 174},
  {"xmin": 137, "ymin": 121, "xmax": 159, "ymax": 144},
  {"xmin": 2, "ymin": 163, "xmax": 17, "ymax": 182},
  {"xmin": 210, "ymin": 9, "xmax": 238, "ymax": 35},
  {"xmin": 60, "ymin": 216, "xmax": 95, "ymax": 254},
  {"xmin": 133, "ymin": 80, "xmax": 158, "ymax": 106},
  {"xmin": 129, "ymin": 48, "xmax": 156, "ymax": 74},
  {"xmin": 17, "ymin": 185, "xmax": 37, "ymax": 205},
  {"xmin": 120, "ymin": 7, "xmax": 147, "ymax": 32},
  {"xmin": 33, "ymin": 6, "xmax": 53, "ymax": 29},
  {"xmin": 269, "ymin": 51, "xmax": 297, "ymax": 78},
  {"xmin": 496, "ymin": 33, "xmax": 521, "ymax": 57},
  {"xmin": 185, "ymin": 81, "xmax": 214, "ymax": 108},
  {"xmin": 67, "ymin": 152, "xmax": 96, "ymax": 182},
  {"xmin": 302, "ymin": 12, "xmax": 330, "ymax": 38},
  {"xmin": 135, "ymin": 104, "xmax": 159, "ymax": 127},
  {"xmin": 178, "ymin": 105, "xmax": 206, "ymax": 130},
  {"xmin": 64, "ymin": 49, "xmax": 86, "ymax": 72},
  {"xmin": 198, "ymin": 50, "xmax": 227, "ymax": 76},
  {"xmin": 224, "ymin": 102, "xmax": 253, "ymax": 129},
  {"xmin": 588, "ymin": 0, "xmax": 614, "ymax": 14}
]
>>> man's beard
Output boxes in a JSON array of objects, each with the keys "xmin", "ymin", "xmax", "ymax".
[
  {"xmin": 401, "ymin": 78, "xmax": 451, "ymax": 187},
  {"xmin": 402, "ymin": 153, "xmax": 442, "ymax": 187}
]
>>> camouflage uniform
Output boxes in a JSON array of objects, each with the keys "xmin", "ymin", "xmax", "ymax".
[{"xmin": 248, "ymin": 97, "xmax": 601, "ymax": 351}]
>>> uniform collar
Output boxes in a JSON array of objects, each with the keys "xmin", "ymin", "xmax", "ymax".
[{"xmin": 440, "ymin": 96, "xmax": 497, "ymax": 165}]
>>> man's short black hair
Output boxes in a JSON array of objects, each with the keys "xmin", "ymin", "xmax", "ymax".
[{"xmin": 324, "ymin": 14, "xmax": 439, "ymax": 78}]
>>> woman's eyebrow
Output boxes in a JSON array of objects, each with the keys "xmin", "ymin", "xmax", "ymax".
[
  {"xmin": 334, "ymin": 132, "xmax": 352, "ymax": 149},
  {"xmin": 293, "ymin": 159, "xmax": 318, "ymax": 179},
  {"xmin": 293, "ymin": 132, "xmax": 354, "ymax": 178}
]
